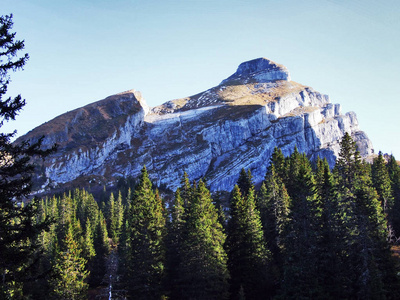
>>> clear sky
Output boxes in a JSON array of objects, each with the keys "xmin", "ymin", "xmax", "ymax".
[{"xmin": 3, "ymin": 0, "xmax": 400, "ymax": 157}]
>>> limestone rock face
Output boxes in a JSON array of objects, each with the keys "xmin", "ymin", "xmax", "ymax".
[
  {"xmin": 220, "ymin": 58, "xmax": 291, "ymax": 85},
  {"xmin": 19, "ymin": 58, "xmax": 374, "ymax": 193}
]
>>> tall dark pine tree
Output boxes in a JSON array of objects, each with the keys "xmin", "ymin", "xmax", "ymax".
[
  {"xmin": 314, "ymin": 157, "xmax": 345, "ymax": 299},
  {"xmin": 257, "ymin": 162, "xmax": 290, "ymax": 293},
  {"xmin": 0, "ymin": 14, "xmax": 55, "ymax": 297},
  {"xmin": 50, "ymin": 223, "xmax": 89, "ymax": 300},
  {"xmin": 270, "ymin": 147, "xmax": 287, "ymax": 181},
  {"xmin": 372, "ymin": 151, "xmax": 394, "ymax": 225},
  {"xmin": 280, "ymin": 151, "xmax": 323, "ymax": 299},
  {"xmin": 165, "ymin": 187, "xmax": 186, "ymax": 299},
  {"xmin": 387, "ymin": 154, "xmax": 400, "ymax": 238},
  {"xmin": 236, "ymin": 168, "xmax": 253, "ymax": 197},
  {"xmin": 334, "ymin": 132, "xmax": 399, "ymax": 299},
  {"xmin": 180, "ymin": 171, "xmax": 192, "ymax": 208},
  {"xmin": 177, "ymin": 180, "xmax": 229, "ymax": 300},
  {"xmin": 227, "ymin": 184, "xmax": 270, "ymax": 300},
  {"xmin": 123, "ymin": 166, "xmax": 166, "ymax": 299}
]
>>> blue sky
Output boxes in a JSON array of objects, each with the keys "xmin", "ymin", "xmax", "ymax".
[{"xmin": 3, "ymin": 0, "xmax": 400, "ymax": 157}]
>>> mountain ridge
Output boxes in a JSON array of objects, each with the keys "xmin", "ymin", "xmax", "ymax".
[{"xmin": 18, "ymin": 58, "xmax": 374, "ymax": 193}]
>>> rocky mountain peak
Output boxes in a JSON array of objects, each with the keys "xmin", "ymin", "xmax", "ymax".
[
  {"xmin": 19, "ymin": 57, "xmax": 373, "ymax": 194},
  {"xmin": 220, "ymin": 57, "xmax": 291, "ymax": 85}
]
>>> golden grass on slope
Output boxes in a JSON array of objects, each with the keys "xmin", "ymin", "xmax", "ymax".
[{"xmin": 217, "ymin": 81, "xmax": 305, "ymax": 106}]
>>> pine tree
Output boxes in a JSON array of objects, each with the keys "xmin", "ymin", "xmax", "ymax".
[
  {"xmin": 123, "ymin": 166, "xmax": 166, "ymax": 299},
  {"xmin": 257, "ymin": 163, "xmax": 290, "ymax": 293},
  {"xmin": 82, "ymin": 218, "xmax": 96, "ymax": 261},
  {"xmin": 50, "ymin": 223, "xmax": 89, "ymax": 300},
  {"xmin": 108, "ymin": 193, "xmax": 117, "ymax": 243},
  {"xmin": 213, "ymin": 191, "xmax": 227, "ymax": 229},
  {"xmin": 166, "ymin": 187, "xmax": 186, "ymax": 299},
  {"xmin": 270, "ymin": 147, "xmax": 287, "ymax": 181},
  {"xmin": 114, "ymin": 191, "xmax": 124, "ymax": 242},
  {"xmin": 0, "ymin": 14, "xmax": 55, "ymax": 296},
  {"xmin": 314, "ymin": 157, "xmax": 346, "ymax": 299},
  {"xmin": 387, "ymin": 154, "xmax": 400, "ymax": 237},
  {"xmin": 180, "ymin": 171, "xmax": 193, "ymax": 208},
  {"xmin": 236, "ymin": 168, "xmax": 253, "ymax": 197},
  {"xmin": 371, "ymin": 150, "xmax": 395, "ymax": 242},
  {"xmin": 177, "ymin": 180, "xmax": 229, "ymax": 300},
  {"xmin": 334, "ymin": 133, "xmax": 399, "ymax": 299},
  {"xmin": 227, "ymin": 185, "xmax": 270, "ymax": 300},
  {"xmin": 280, "ymin": 151, "xmax": 323, "ymax": 299},
  {"xmin": 90, "ymin": 211, "xmax": 109, "ymax": 287},
  {"xmin": 372, "ymin": 151, "xmax": 394, "ymax": 218},
  {"xmin": 258, "ymin": 163, "xmax": 290, "ymax": 250}
]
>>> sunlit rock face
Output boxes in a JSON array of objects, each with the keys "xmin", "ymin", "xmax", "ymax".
[
  {"xmin": 220, "ymin": 57, "xmax": 291, "ymax": 85},
  {"xmin": 18, "ymin": 58, "xmax": 373, "ymax": 193}
]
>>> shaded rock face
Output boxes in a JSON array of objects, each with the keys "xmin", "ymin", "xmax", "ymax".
[{"xmin": 20, "ymin": 58, "xmax": 373, "ymax": 193}]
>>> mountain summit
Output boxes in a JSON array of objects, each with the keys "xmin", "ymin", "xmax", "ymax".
[
  {"xmin": 220, "ymin": 57, "xmax": 291, "ymax": 85},
  {"xmin": 19, "ymin": 58, "xmax": 373, "ymax": 193}
]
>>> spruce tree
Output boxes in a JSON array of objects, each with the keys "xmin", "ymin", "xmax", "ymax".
[
  {"xmin": 180, "ymin": 171, "xmax": 193, "ymax": 208},
  {"xmin": 270, "ymin": 147, "xmax": 287, "ymax": 181},
  {"xmin": 227, "ymin": 185, "xmax": 270, "ymax": 300},
  {"xmin": 90, "ymin": 211, "xmax": 109, "ymax": 287},
  {"xmin": 372, "ymin": 151, "xmax": 394, "ymax": 222},
  {"xmin": 82, "ymin": 218, "xmax": 96, "ymax": 261},
  {"xmin": 50, "ymin": 223, "xmax": 89, "ymax": 300},
  {"xmin": 257, "ymin": 163, "xmax": 290, "ymax": 293},
  {"xmin": 387, "ymin": 154, "xmax": 400, "ymax": 238},
  {"xmin": 314, "ymin": 157, "xmax": 346, "ymax": 299},
  {"xmin": 123, "ymin": 166, "xmax": 166, "ymax": 299},
  {"xmin": 258, "ymin": 163, "xmax": 290, "ymax": 250},
  {"xmin": 280, "ymin": 151, "xmax": 323, "ymax": 299},
  {"xmin": 177, "ymin": 180, "xmax": 229, "ymax": 300},
  {"xmin": 107, "ymin": 192, "xmax": 117, "ymax": 243},
  {"xmin": 236, "ymin": 168, "xmax": 253, "ymax": 197},
  {"xmin": 0, "ymin": 14, "xmax": 55, "ymax": 296},
  {"xmin": 166, "ymin": 188, "xmax": 186, "ymax": 299},
  {"xmin": 334, "ymin": 133, "xmax": 399, "ymax": 299}
]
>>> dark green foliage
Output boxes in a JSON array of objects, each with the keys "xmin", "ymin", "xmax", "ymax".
[
  {"xmin": 177, "ymin": 180, "xmax": 229, "ymax": 300},
  {"xmin": 372, "ymin": 151, "xmax": 394, "ymax": 218},
  {"xmin": 387, "ymin": 154, "xmax": 400, "ymax": 238},
  {"xmin": 313, "ymin": 157, "xmax": 346, "ymax": 299},
  {"xmin": 50, "ymin": 223, "xmax": 89, "ymax": 300},
  {"xmin": 107, "ymin": 192, "xmax": 124, "ymax": 244},
  {"xmin": 280, "ymin": 150, "xmax": 325, "ymax": 299},
  {"xmin": 227, "ymin": 184, "xmax": 270, "ymax": 300},
  {"xmin": 0, "ymin": 14, "xmax": 56, "ymax": 297},
  {"xmin": 121, "ymin": 166, "xmax": 166, "ymax": 299},
  {"xmin": 23, "ymin": 190, "xmax": 110, "ymax": 297},
  {"xmin": 333, "ymin": 133, "xmax": 398, "ymax": 299},
  {"xmin": 270, "ymin": 147, "xmax": 287, "ymax": 181},
  {"xmin": 257, "ymin": 163, "xmax": 290, "ymax": 293},
  {"xmin": 165, "ymin": 188, "xmax": 186, "ymax": 299},
  {"xmin": 236, "ymin": 168, "xmax": 253, "ymax": 197},
  {"xmin": 258, "ymin": 163, "xmax": 290, "ymax": 249}
]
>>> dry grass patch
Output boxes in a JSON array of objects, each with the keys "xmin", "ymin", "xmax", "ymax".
[{"xmin": 217, "ymin": 81, "xmax": 305, "ymax": 106}]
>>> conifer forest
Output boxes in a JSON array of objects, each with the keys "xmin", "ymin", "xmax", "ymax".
[{"xmin": 2, "ymin": 14, "xmax": 400, "ymax": 300}]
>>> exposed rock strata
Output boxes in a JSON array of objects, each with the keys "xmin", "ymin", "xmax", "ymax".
[{"xmin": 18, "ymin": 58, "xmax": 373, "ymax": 193}]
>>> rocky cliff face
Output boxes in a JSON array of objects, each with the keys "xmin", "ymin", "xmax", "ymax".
[{"xmin": 19, "ymin": 58, "xmax": 374, "ymax": 193}]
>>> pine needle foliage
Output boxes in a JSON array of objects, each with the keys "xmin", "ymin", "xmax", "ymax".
[{"xmin": 177, "ymin": 179, "xmax": 229, "ymax": 300}]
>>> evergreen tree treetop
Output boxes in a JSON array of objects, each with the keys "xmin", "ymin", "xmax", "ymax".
[{"xmin": 0, "ymin": 14, "xmax": 56, "ymax": 297}]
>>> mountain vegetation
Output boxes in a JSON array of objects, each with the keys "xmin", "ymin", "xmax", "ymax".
[
  {"xmin": 4, "ymin": 134, "xmax": 400, "ymax": 299},
  {"xmin": 3, "ymin": 13, "xmax": 400, "ymax": 300}
]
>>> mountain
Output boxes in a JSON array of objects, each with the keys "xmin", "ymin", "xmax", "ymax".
[{"xmin": 18, "ymin": 58, "xmax": 374, "ymax": 193}]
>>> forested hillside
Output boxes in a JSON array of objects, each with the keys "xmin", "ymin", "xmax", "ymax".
[{"xmin": 3, "ymin": 133, "xmax": 400, "ymax": 299}]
